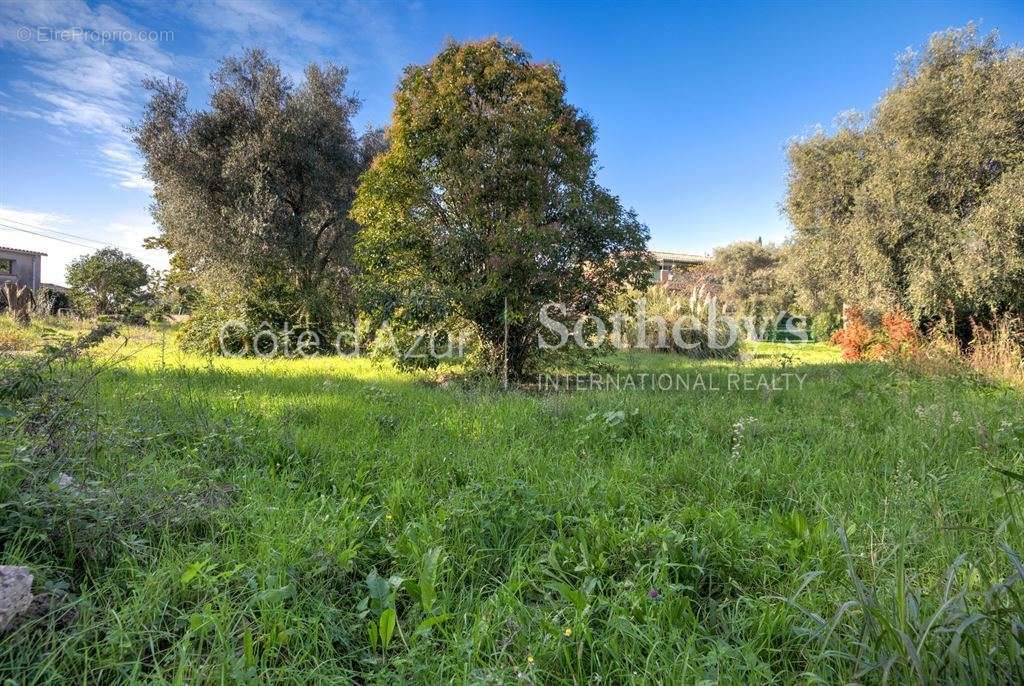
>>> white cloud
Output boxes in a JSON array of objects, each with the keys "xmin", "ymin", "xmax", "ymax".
[
  {"xmin": 0, "ymin": 205, "xmax": 73, "ymax": 230},
  {"xmin": 179, "ymin": 0, "xmax": 409, "ymax": 82},
  {"xmin": 100, "ymin": 142, "xmax": 153, "ymax": 190},
  {"xmin": 0, "ymin": 0, "xmax": 413, "ymax": 284},
  {"xmin": 0, "ymin": 0, "xmax": 171, "ymax": 191},
  {"xmin": 186, "ymin": 0, "xmax": 332, "ymax": 47},
  {"xmin": 32, "ymin": 90, "xmax": 128, "ymax": 134},
  {"xmin": 2, "ymin": 0, "xmax": 412, "ymax": 194}
]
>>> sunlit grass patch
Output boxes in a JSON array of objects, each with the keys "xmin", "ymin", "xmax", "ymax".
[{"xmin": 2, "ymin": 332, "xmax": 1023, "ymax": 682}]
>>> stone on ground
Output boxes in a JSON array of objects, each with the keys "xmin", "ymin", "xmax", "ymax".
[{"xmin": 0, "ymin": 565, "xmax": 34, "ymax": 632}]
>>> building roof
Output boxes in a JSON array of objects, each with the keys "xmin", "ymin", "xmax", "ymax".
[
  {"xmin": 0, "ymin": 246, "xmax": 47, "ymax": 257},
  {"xmin": 651, "ymin": 250, "xmax": 709, "ymax": 263}
]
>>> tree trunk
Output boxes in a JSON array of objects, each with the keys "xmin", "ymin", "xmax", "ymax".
[{"xmin": 2, "ymin": 283, "xmax": 34, "ymax": 325}]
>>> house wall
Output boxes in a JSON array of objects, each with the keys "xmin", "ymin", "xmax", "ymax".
[
  {"xmin": 0, "ymin": 249, "xmax": 42, "ymax": 291},
  {"xmin": 652, "ymin": 258, "xmax": 704, "ymax": 285}
]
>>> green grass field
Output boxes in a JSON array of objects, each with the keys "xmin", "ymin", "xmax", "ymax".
[{"xmin": 3, "ymin": 328, "xmax": 1024, "ymax": 683}]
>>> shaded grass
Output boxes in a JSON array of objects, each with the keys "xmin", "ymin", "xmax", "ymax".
[{"xmin": 1, "ymin": 332, "xmax": 1023, "ymax": 683}]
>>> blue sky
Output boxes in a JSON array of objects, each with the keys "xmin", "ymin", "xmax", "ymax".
[{"xmin": 1, "ymin": 1, "xmax": 1022, "ymax": 284}]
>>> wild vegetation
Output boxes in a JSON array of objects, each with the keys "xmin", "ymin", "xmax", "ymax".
[
  {"xmin": 353, "ymin": 39, "xmax": 651, "ymax": 379},
  {"xmin": 611, "ymin": 285, "xmax": 741, "ymax": 358},
  {"xmin": 785, "ymin": 26, "xmax": 1024, "ymax": 338},
  {"xmin": 3, "ymin": 22, "xmax": 1024, "ymax": 686},
  {"xmin": 1, "ymin": 324, "xmax": 1023, "ymax": 683}
]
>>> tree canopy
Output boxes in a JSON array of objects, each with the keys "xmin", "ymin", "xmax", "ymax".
[
  {"xmin": 352, "ymin": 38, "xmax": 650, "ymax": 377},
  {"xmin": 134, "ymin": 49, "xmax": 382, "ymax": 347},
  {"xmin": 786, "ymin": 26, "xmax": 1024, "ymax": 327},
  {"xmin": 711, "ymin": 240, "xmax": 791, "ymax": 320},
  {"xmin": 66, "ymin": 248, "xmax": 150, "ymax": 317}
]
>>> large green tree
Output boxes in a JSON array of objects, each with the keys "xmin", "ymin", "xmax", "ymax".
[
  {"xmin": 134, "ymin": 49, "xmax": 383, "ymax": 350},
  {"xmin": 786, "ymin": 27, "xmax": 1024, "ymax": 331},
  {"xmin": 352, "ymin": 39, "xmax": 650, "ymax": 378},
  {"xmin": 66, "ymin": 248, "xmax": 150, "ymax": 317}
]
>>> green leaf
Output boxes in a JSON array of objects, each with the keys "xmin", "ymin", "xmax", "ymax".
[
  {"xmin": 366, "ymin": 620, "xmax": 378, "ymax": 653},
  {"xmin": 180, "ymin": 561, "xmax": 206, "ymax": 585},
  {"xmin": 990, "ymin": 465, "xmax": 1024, "ymax": 483},
  {"xmin": 336, "ymin": 545, "xmax": 359, "ymax": 570},
  {"xmin": 365, "ymin": 569, "xmax": 389, "ymax": 601},
  {"xmin": 419, "ymin": 583, "xmax": 435, "ymax": 614},
  {"xmin": 378, "ymin": 608, "xmax": 397, "ymax": 650},
  {"xmin": 419, "ymin": 547, "xmax": 442, "ymax": 612},
  {"xmin": 413, "ymin": 613, "xmax": 452, "ymax": 640},
  {"xmin": 551, "ymin": 581, "xmax": 586, "ymax": 612},
  {"xmin": 257, "ymin": 585, "xmax": 293, "ymax": 604},
  {"xmin": 401, "ymin": 579, "xmax": 421, "ymax": 600},
  {"xmin": 243, "ymin": 630, "xmax": 255, "ymax": 667}
]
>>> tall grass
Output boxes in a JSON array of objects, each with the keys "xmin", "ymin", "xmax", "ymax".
[
  {"xmin": 612, "ymin": 284, "xmax": 740, "ymax": 358},
  {"xmin": 968, "ymin": 316, "xmax": 1024, "ymax": 386},
  {"xmin": 788, "ymin": 526, "xmax": 1024, "ymax": 683},
  {"xmin": 1, "ymin": 330, "xmax": 1022, "ymax": 682}
]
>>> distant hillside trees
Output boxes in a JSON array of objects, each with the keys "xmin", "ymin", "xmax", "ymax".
[
  {"xmin": 134, "ymin": 49, "xmax": 383, "ymax": 351},
  {"xmin": 786, "ymin": 26, "xmax": 1024, "ymax": 336},
  {"xmin": 353, "ymin": 39, "xmax": 651, "ymax": 378}
]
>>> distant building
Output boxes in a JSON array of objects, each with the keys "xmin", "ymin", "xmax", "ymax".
[
  {"xmin": 0, "ymin": 246, "xmax": 45, "ymax": 291},
  {"xmin": 650, "ymin": 250, "xmax": 709, "ymax": 285}
]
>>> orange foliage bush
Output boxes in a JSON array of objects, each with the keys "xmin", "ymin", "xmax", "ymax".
[
  {"xmin": 830, "ymin": 308, "xmax": 919, "ymax": 361},
  {"xmin": 830, "ymin": 307, "xmax": 872, "ymax": 360},
  {"xmin": 880, "ymin": 309, "xmax": 918, "ymax": 357}
]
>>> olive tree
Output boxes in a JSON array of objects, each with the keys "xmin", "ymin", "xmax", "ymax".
[
  {"xmin": 786, "ymin": 26, "xmax": 1024, "ymax": 333},
  {"xmin": 352, "ymin": 39, "xmax": 651, "ymax": 378},
  {"xmin": 134, "ymin": 49, "xmax": 383, "ymax": 351}
]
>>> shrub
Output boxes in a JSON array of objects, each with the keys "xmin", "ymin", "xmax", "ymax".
[
  {"xmin": 613, "ymin": 285, "xmax": 740, "ymax": 359},
  {"xmin": 834, "ymin": 308, "xmax": 1023, "ymax": 385},
  {"xmin": 879, "ymin": 308, "xmax": 919, "ymax": 358},
  {"xmin": 34, "ymin": 287, "xmax": 71, "ymax": 317},
  {"xmin": 809, "ymin": 310, "xmax": 842, "ymax": 342},
  {"xmin": 831, "ymin": 308, "xmax": 922, "ymax": 361},
  {"xmin": 179, "ymin": 279, "xmax": 351, "ymax": 357},
  {"xmin": 367, "ymin": 319, "xmax": 470, "ymax": 371},
  {"xmin": 0, "ymin": 318, "xmax": 35, "ymax": 353},
  {"xmin": 0, "ymin": 323, "xmax": 118, "ymax": 400},
  {"xmin": 830, "ymin": 308, "xmax": 873, "ymax": 360}
]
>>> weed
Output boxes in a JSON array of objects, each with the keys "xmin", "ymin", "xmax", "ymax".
[{"xmin": 0, "ymin": 332, "xmax": 1021, "ymax": 682}]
